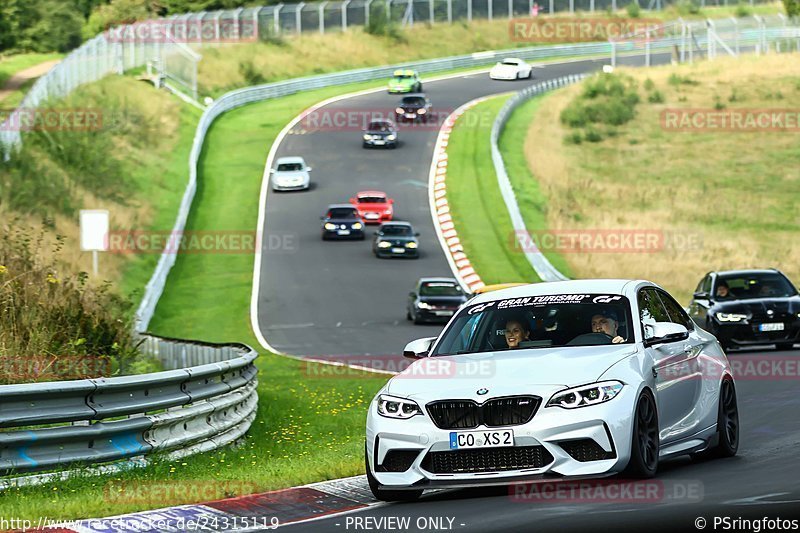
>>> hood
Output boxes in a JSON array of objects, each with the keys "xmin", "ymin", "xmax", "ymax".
[
  {"xmin": 386, "ymin": 344, "xmax": 637, "ymax": 402},
  {"xmin": 357, "ymin": 202, "xmax": 392, "ymax": 211},
  {"xmin": 399, "ymin": 102, "xmax": 425, "ymax": 110},
  {"xmin": 274, "ymin": 171, "xmax": 309, "ymax": 181},
  {"xmin": 713, "ymin": 296, "xmax": 800, "ymax": 319},
  {"xmin": 366, "ymin": 128, "xmax": 396, "ymax": 135},
  {"xmin": 378, "ymin": 235, "xmax": 415, "ymax": 243},
  {"xmin": 325, "ymin": 216, "xmax": 361, "ymax": 224}
]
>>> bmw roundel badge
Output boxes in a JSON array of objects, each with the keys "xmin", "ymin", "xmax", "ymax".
[{"xmin": 477, "ymin": 388, "xmax": 489, "ymax": 395}]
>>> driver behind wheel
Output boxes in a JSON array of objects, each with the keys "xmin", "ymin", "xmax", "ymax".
[{"xmin": 590, "ymin": 310, "xmax": 626, "ymax": 344}]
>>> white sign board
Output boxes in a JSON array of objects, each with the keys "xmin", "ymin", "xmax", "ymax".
[{"xmin": 79, "ymin": 210, "xmax": 109, "ymax": 252}]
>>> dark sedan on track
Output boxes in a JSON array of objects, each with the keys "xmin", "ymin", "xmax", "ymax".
[
  {"xmin": 372, "ymin": 222, "xmax": 419, "ymax": 258},
  {"xmin": 407, "ymin": 277, "xmax": 468, "ymax": 324},
  {"xmin": 321, "ymin": 204, "xmax": 365, "ymax": 240},
  {"xmin": 394, "ymin": 94, "xmax": 431, "ymax": 123},
  {"xmin": 362, "ymin": 120, "xmax": 398, "ymax": 148},
  {"xmin": 688, "ymin": 268, "xmax": 800, "ymax": 350}
]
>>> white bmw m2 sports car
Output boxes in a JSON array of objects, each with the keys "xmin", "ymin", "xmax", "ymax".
[{"xmin": 366, "ymin": 280, "xmax": 739, "ymax": 501}]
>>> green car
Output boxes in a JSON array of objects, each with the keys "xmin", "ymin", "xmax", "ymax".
[{"xmin": 387, "ymin": 69, "xmax": 422, "ymax": 94}]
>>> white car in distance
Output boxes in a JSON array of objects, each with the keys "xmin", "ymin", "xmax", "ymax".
[
  {"xmin": 271, "ymin": 156, "xmax": 312, "ymax": 191},
  {"xmin": 489, "ymin": 58, "xmax": 533, "ymax": 80}
]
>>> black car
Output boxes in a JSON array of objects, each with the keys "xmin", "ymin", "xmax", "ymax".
[
  {"xmin": 321, "ymin": 204, "xmax": 365, "ymax": 240},
  {"xmin": 407, "ymin": 277, "xmax": 468, "ymax": 324},
  {"xmin": 362, "ymin": 120, "xmax": 398, "ymax": 148},
  {"xmin": 372, "ymin": 222, "xmax": 419, "ymax": 258},
  {"xmin": 394, "ymin": 94, "xmax": 432, "ymax": 123},
  {"xmin": 688, "ymin": 268, "xmax": 800, "ymax": 350}
]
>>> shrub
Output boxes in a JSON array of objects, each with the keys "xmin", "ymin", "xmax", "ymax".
[
  {"xmin": 643, "ymin": 78, "xmax": 655, "ymax": 91},
  {"xmin": 584, "ymin": 126, "xmax": 604, "ymax": 142},
  {"xmin": 648, "ymin": 90, "xmax": 665, "ymax": 103},
  {"xmin": 785, "ymin": 0, "xmax": 800, "ymax": 17},
  {"xmin": 564, "ymin": 131, "xmax": 583, "ymax": 145},
  {"xmin": 668, "ymin": 73, "xmax": 700, "ymax": 86},
  {"xmin": 676, "ymin": 0, "xmax": 701, "ymax": 15},
  {"xmin": 734, "ymin": 1, "xmax": 752, "ymax": 17},
  {"xmin": 239, "ymin": 60, "xmax": 266, "ymax": 85},
  {"xmin": 626, "ymin": 1, "xmax": 642, "ymax": 18}
]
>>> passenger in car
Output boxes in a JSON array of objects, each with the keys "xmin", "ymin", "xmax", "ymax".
[{"xmin": 503, "ymin": 317, "xmax": 531, "ymax": 349}]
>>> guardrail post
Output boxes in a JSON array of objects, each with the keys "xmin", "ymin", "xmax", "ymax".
[
  {"xmin": 447, "ymin": 0, "xmax": 452, "ymax": 22},
  {"xmin": 508, "ymin": 0, "xmax": 513, "ymax": 18},
  {"xmin": 488, "ymin": 0, "xmax": 492, "ymax": 20},
  {"xmin": 610, "ymin": 39, "xmax": 616, "ymax": 66},
  {"xmin": 468, "ymin": 0, "xmax": 472, "ymax": 22},
  {"xmin": 430, "ymin": 0, "xmax": 435, "ymax": 24},
  {"xmin": 590, "ymin": 0, "xmax": 594, "ymax": 12},
  {"xmin": 612, "ymin": 0, "xmax": 616, "ymax": 11},
  {"xmin": 645, "ymin": 26, "xmax": 651, "ymax": 66},
  {"xmin": 569, "ymin": 0, "xmax": 574, "ymax": 13},
  {"xmin": 549, "ymin": 0, "xmax": 554, "ymax": 13}
]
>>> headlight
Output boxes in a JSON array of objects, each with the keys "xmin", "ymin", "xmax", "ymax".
[
  {"xmin": 324, "ymin": 223, "xmax": 336, "ymax": 230},
  {"xmin": 717, "ymin": 313, "xmax": 748, "ymax": 322},
  {"xmin": 417, "ymin": 108, "xmax": 427, "ymax": 114},
  {"xmin": 352, "ymin": 222, "xmax": 363, "ymax": 230},
  {"xmin": 546, "ymin": 381, "xmax": 623, "ymax": 409},
  {"xmin": 377, "ymin": 241, "xmax": 392, "ymax": 248},
  {"xmin": 363, "ymin": 134, "xmax": 372, "ymax": 140},
  {"xmin": 387, "ymin": 134, "xmax": 396, "ymax": 140},
  {"xmin": 405, "ymin": 242, "xmax": 418, "ymax": 248},
  {"xmin": 395, "ymin": 107, "xmax": 404, "ymax": 114},
  {"xmin": 377, "ymin": 394, "xmax": 422, "ymax": 419},
  {"xmin": 417, "ymin": 302, "xmax": 432, "ymax": 309}
]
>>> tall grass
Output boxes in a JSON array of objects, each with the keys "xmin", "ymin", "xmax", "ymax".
[{"xmin": 0, "ymin": 222, "xmax": 143, "ymax": 384}]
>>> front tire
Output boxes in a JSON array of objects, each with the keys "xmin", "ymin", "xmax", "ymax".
[
  {"xmin": 624, "ymin": 390, "xmax": 659, "ymax": 478},
  {"xmin": 713, "ymin": 377, "xmax": 739, "ymax": 458},
  {"xmin": 365, "ymin": 449, "xmax": 423, "ymax": 502}
]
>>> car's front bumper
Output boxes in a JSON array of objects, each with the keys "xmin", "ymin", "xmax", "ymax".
[
  {"xmin": 361, "ymin": 213, "xmax": 392, "ymax": 224},
  {"xmin": 375, "ymin": 247, "xmax": 418, "ymax": 258},
  {"xmin": 490, "ymin": 72, "xmax": 518, "ymax": 80},
  {"xmin": 322, "ymin": 228, "xmax": 365, "ymax": 240},
  {"xmin": 363, "ymin": 138, "xmax": 397, "ymax": 148},
  {"xmin": 714, "ymin": 319, "xmax": 800, "ymax": 347},
  {"xmin": 366, "ymin": 387, "xmax": 636, "ymax": 490},
  {"xmin": 272, "ymin": 182, "xmax": 309, "ymax": 191}
]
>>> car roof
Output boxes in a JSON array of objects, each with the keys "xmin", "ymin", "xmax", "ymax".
[
  {"xmin": 357, "ymin": 190, "xmax": 387, "ymax": 197},
  {"xmin": 501, "ymin": 57, "xmax": 523, "ymax": 62},
  {"xmin": 393, "ymin": 69, "xmax": 417, "ymax": 76},
  {"xmin": 380, "ymin": 221, "xmax": 412, "ymax": 227},
  {"xmin": 714, "ymin": 268, "xmax": 781, "ymax": 277},
  {"xmin": 467, "ymin": 279, "xmax": 646, "ymax": 305},
  {"xmin": 418, "ymin": 277, "xmax": 459, "ymax": 284},
  {"xmin": 327, "ymin": 203, "xmax": 358, "ymax": 210},
  {"xmin": 275, "ymin": 156, "xmax": 305, "ymax": 165}
]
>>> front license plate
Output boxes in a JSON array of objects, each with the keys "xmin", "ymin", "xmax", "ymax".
[
  {"xmin": 450, "ymin": 429, "xmax": 514, "ymax": 450},
  {"xmin": 759, "ymin": 322, "xmax": 785, "ymax": 332},
  {"xmin": 406, "ymin": 113, "xmax": 415, "ymax": 118},
  {"xmin": 374, "ymin": 140, "xmax": 385, "ymax": 145},
  {"xmin": 337, "ymin": 230, "xmax": 350, "ymax": 236},
  {"xmin": 391, "ymin": 247, "xmax": 405, "ymax": 253},
  {"xmin": 434, "ymin": 310, "xmax": 454, "ymax": 316}
]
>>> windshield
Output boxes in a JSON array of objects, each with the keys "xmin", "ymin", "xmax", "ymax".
[
  {"xmin": 401, "ymin": 97, "xmax": 425, "ymax": 106},
  {"xmin": 277, "ymin": 163, "xmax": 303, "ymax": 172},
  {"xmin": 327, "ymin": 208, "xmax": 359, "ymax": 219},
  {"xmin": 392, "ymin": 75, "xmax": 413, "ymax": 82},
  {"xmin": 502, "ymin": 60, "xmax": 520, "ymax": 65},
  {"xmin": 715, "ymin": 273, "xmax": 797, "ymax": 300},
  {"xmin": 367, "ymin": 121, "xmax": 392, "ymax": 131},
  {"xmin": 381, "ymin": 225, "xmax": 411, "ymax": 236},
  {"xmin": 432, "ymin": 294, "xmax": 634, "ymax": 355},
  {"xmin": 358, "ymin": 196, "xmax": 386, "ymax": 204},
  {"xmin": 420, "ymin": 282, "xmax": 463, "ymax": 297}
]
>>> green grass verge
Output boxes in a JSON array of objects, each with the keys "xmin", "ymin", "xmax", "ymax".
[
  {"xmin": 498, "ymin": 95, "xmax": 573, "ymax": 278},
  {"xmin": 0, "ymin": 52, "xmax": 62, "ymax": 88}
]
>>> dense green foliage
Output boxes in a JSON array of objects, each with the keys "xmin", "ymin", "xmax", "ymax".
[{"xmin": 559, "ymin": 72, "xmax": 640, "ymax": 143}]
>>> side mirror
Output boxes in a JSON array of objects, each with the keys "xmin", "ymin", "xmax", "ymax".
[
  {"xmin": 306, "ymin": 167, "xmax": 312, "ymax": 172},
  {"xmin": 693, "ymin": 291, "xmax": 710, "ymax": 300},
  {"xmin": 645, "ymin": 322, "xmax": 689, "ymax": 345},
  {"xmin": 414, "ymin": 232, "xmax": 420, "ymax": 237},
  {"xmin": 389, "ymin": 199, "xmax": 394, "ymax": 204},
  {"xmin": 269, "ymin": 169, "xmax": 275, "ymax": 174},
  {"xmin": 403, "ymin": 337, "xmax": 436, "ymax": 359},
  {"xmin": 408, "ymin": 291, "xmax": 416, "ymax": 298},
  {"xmin": 349, "ymin": 197, "xmax": 356, "ymax": 204},
  {"xmin": 319, "ymin": 216, "xmax": 325, "ymax": 220}
]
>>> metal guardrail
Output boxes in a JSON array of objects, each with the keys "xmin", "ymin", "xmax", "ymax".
[{"xmin": 0, "ymin": 335, "xmax": 258, "ymax": 480}]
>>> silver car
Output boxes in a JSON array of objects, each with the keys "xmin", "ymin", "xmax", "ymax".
[
  {"xmin": 271, "ymin": 156, "xmax": 311, "ymax": 191},
  {"xmin": 366, "ymin": 279, "xmax": 739, "ymax": 501}
]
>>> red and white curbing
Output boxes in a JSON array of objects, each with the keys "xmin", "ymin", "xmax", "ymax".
[{"xmin": 428, "ymin": 96, "xmax": 493, "ymax": 294}]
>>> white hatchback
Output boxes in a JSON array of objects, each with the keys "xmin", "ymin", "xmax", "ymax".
[{"xmin": 271, "ymin": 156, "xmax": 311, "ymax": 191}]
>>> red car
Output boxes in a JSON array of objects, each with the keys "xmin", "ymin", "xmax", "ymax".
[{"xmin": 349, "ymin": 191, "xmax": 394, "ymax": 224}]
